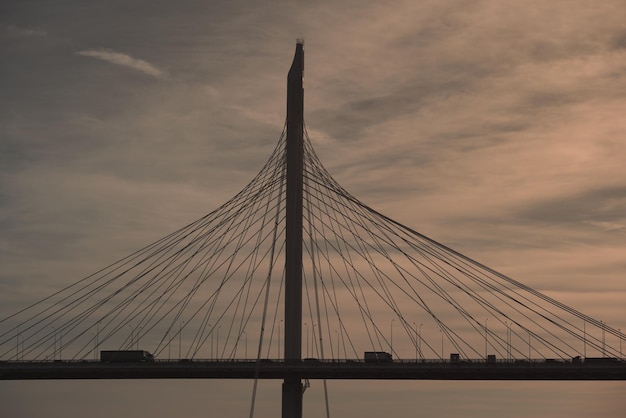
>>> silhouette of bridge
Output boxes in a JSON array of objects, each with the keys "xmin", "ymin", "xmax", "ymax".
[{"xmin": 1, "ymin": 42, "xmax": 625, "ymax": 416}]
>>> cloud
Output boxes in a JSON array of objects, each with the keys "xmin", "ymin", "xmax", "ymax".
[
  {"xmin": 0, "ymin": 23, "xmax": 48, "ymax": 38},
  {"xmin": 516, "ymin": 187, "xmax": 626, "ymax": 227},
  {"xmin": 75, "ymin": 49, "xmax": 168, "ymax": 79},
  {"xmin": 587, "ymin": 221, "xmax": 626, "ymax": 233}
]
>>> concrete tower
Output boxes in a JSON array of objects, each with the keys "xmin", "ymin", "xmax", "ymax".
[{"xmin": 283, "ymin": 40, "xmax": 304, "ymax": 418}]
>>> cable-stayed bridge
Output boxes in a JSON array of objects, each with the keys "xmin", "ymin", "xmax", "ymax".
[{"xmin": 1, "ymin": 42, "xmax": 625, "ymax": 416}]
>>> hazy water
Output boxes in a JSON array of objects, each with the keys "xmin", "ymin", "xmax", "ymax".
[{"xmin": 1, "ymin": 380, "xmax": 624, "ymax": 417}]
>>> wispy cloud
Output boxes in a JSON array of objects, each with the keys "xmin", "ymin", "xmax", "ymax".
[
  {"xmin": 76, "ymin": 49, "xmax": 167, "ymax": 79},
  {"xmin": 0, "ymin": 23, "xmax": 48, "ymax": 38}
]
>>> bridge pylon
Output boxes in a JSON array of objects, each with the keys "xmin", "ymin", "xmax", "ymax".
[{"xmin": 283, "ymin": 40, "xmax": 305, "ymax": 418}]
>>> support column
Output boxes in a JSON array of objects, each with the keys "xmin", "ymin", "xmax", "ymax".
[{"xmin": 283, "ymin": 41, "xmax": 304, "ymax": 417}]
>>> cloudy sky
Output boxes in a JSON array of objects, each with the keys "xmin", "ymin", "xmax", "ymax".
[{"xmin": 1, "ymin": 0, "xmax": 626, "ymax": 416}]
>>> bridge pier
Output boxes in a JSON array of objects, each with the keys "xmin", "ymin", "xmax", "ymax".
[{"xmin": 282, "ymin": 377, "xmax": 304, "ymax": 418}]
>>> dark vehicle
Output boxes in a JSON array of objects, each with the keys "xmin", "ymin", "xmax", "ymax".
[
  {"xmin": 364, "ymin": 351, "xmax": 393, "ymax": 363},
  {"xmin": 100, "ymin": 350, "xmax": 155, "ymax": 363}
]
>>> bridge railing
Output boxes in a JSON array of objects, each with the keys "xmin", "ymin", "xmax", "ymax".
[{"xmin": 2, "ymin": 357, "xmax": 623, "ymax": 367}]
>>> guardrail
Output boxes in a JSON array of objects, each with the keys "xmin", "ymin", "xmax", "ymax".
[{"xmin": 1, "ymin": 357, "xmax": 623, "ymax": 366}]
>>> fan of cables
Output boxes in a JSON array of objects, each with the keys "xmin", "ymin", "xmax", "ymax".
[{"xmin": 1, "ymin": 124, "xmax": 624, "ymax": 362}]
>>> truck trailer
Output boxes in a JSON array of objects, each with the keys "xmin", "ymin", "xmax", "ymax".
[
  {"xmin": 100, "ymin": 350, "xmax": 155, "ymax": 363},
  {"xmin": 364, "ymin": 351, "xmax": 393, "ymax": 363}
]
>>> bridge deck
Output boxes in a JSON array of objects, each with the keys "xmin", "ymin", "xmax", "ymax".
[{"xmin": 2, "ymin": 359, "xmax": 625, "ymax": 380}]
